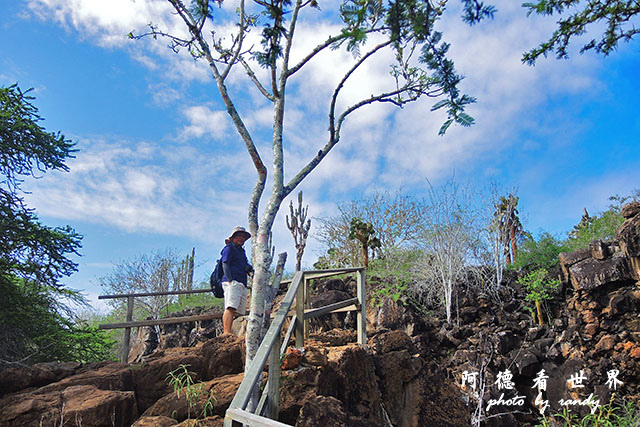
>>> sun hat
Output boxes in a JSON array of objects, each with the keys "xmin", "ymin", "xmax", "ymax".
[{"xmin": 227, "ymin": 226, "xmax": 252, "ymax": 241}]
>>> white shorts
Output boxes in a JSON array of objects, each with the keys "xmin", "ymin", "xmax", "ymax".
[{"xmin": 223, "ymin": 280, "xmax": 248, "ymax": 315}]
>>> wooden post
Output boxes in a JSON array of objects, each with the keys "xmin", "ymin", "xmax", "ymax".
[
  {"xmin": 121, "ymin": 296, "xmax": 134, "ymax": 363},
  {"xmin": 356, "ymin": 269, "xmax": 366, "ymax": 346},
  {"xmin": 295, "ymin": 275, "xmax": 304, "ymax": 347},
  {"xmin": 267, "ymin": 331, "xmax": 281, "ymax": 420}
]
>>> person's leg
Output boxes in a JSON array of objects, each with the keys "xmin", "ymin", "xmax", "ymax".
[
  {"xmin": 222, "ymin": 280, "xmax": 246, "ymax": 335},
  {"xmin": 223, "ymin": 307, "xmax": 236, "ymax": 334}
]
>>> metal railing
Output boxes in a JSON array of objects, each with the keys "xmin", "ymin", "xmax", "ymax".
[{"xmin": 224, "ymin": 267, "xmax": 366, "ymax": 427}]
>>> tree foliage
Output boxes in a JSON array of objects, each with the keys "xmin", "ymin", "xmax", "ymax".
[
  {"xmin": 0, "ymin": 84, "xmax": 112, "ymax": 366},
  {"xmin": 564, "ymin": 191, "xmax": 639, "ymax": 251},
  {"xmin": 512, "ymin": 231, "xmax": 566, "ymax": 272},
  {"xmin": 1, "ymin": 84, "xmax": 76, "ymax": 192},
  {"xmin": 1, "ymin": 84, "xmax": 81, "ymax": 287},
  {"xmin": 517, "ymin": 268, "xmax": 559, "ymax": 326},
  {"xmin": 523, "ymin": 0, "xmax": 640, "ymax": 64}
]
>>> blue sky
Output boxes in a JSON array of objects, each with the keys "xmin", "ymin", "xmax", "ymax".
[{"xmin": 2, "ymin": 0, "xmax": 639, "ymax": 312}]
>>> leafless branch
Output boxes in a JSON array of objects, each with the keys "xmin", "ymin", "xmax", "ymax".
[{"xmin": 238, "ymin": 56, "xmax": 276, "ymax": 101}]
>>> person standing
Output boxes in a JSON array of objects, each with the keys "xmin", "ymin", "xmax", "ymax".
[{"xmin": 221, "ymin": 226, "xmax": 253, "ymax": 334}]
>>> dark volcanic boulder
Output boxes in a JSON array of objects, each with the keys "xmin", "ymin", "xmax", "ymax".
[{"xmin": 617, "ymin": 205, "xmax": 640, "ymax": 280}]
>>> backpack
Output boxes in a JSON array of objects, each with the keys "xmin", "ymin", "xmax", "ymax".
[{"xmin": 209, "ymin": 258, "xmax": 224, "ymax": 298}]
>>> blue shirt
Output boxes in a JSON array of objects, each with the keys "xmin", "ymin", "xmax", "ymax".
[{"xmin": 221, "ymin": 242, "xmax": 250, "ymax": 286}]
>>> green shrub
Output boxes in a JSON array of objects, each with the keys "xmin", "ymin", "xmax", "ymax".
[
  {"xmin": 368, "ymin": 249, "xmax": 431, "ymax": 314},
  {"xmin": 565, "ymin": 209, "xmax": 624, "ymax": 252},
  {"xmin": 0, "ymin": 277, "xmax": 116, "ymax": 364},
  {"xmin": 512, "ymin": 232, "xmax": 567, "ymax": 272},
  {"xmin": 517, "ymin": 268, "xmax": 559, "ymax": 326}
]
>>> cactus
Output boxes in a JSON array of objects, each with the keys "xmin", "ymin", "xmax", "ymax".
[
  {"xmin": 349, "ymin": 218, "xmax": 381, "ymax": 268},
  {"xmin": 286, "ymin": 191, "xmax": 312, "ymax": 271}
]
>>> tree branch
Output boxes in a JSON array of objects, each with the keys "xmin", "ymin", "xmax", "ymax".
[
  {"xmin": 237, "ymin": 56, "xmax": 276, "ymax": 102},
  {"xmin": 284, "ymin": 80, "xmax": 440, "ymax": 196},
  {"xmin": 165, "ymin": 0, "xmax": 268, "ymax": 232},
  {"xmin": 286, "ymin": 28, "xmax": 386, "ymax": 77},
  {"xmin": 329, "ymin": 39, "xmax": 393, "ymax": 138},
  {"xmin": 220, "ymin": 0, "xmax": 247, "ymax": 81},
  {"xmin": 281, "ymin": 0, "xmax": 304, "ymax": 77}
]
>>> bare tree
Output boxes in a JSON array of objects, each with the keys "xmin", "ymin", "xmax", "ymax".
[
  {"xmin": 130, "ymin": 0, "xmax": 494, "ymax": 391},
  {"xmin": 316, "ymin": 188, "xmax": 426, "ymax": 267},
  {"xmin": 413, "ymin": 179, "xmax": 479, "ymax": 324},
  {"xmin": 98, "ymin": 249, "xmax": 195, "ymax": 330},
  {"xmin": 286, "ymin": 191, "xmax": 311, "ymax": 271}
]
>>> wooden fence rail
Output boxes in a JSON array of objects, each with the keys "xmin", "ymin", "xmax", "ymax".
[{"xmin": 98, "ymin": 288, "xmax": 217, "ymax": 362}]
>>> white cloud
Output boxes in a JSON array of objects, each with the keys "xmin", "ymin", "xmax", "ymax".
[
  {"xmin": 27, "ymin": 0, "xmax": 181, "ymax": 47},
  {"xmin": 180, "ymin": 105, "xmax": 229, "ymax": 140},
  {"xmin": 22, "ymin": 137, "xmax": 255, "ymax": 240}
]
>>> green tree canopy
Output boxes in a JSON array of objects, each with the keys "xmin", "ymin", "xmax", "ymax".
[
  {"xmin": 0, "ymin": 84, "xmax": 111, "ymax": 365},
  {"xmin": 1, "ymin": 84, "xmax": 81, "ymax": 288}
]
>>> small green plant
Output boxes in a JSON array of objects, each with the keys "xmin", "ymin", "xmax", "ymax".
[
  {"xmin": 536, "ymin": 395, "xmax": 640, "ymax": 426},
  {"xmin": 166, "ymin": 364, "xmax": 216, "ymax": 424},
  {"xmin": 517, "ymin": 268, "xmax": 559, "ymax": 326},
  {"xmin": 371, "ymin": 281, "xmax": 408, "ymax": 307}
]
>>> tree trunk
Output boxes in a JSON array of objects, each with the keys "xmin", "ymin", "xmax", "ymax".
[
  {"xmin": 296, "ymin": 248, "xmax": 303, "ymax": 271},
  {"xmin": 510, "ymin": 222, "xmax": 517, "ymax": 263},
  {"xmin": 535, "ymin": 300, "xmax": 544, "ymax": 326},
  {"xmin": 362, "ymin": 242, "xmax": 369, "ymax": 268}
]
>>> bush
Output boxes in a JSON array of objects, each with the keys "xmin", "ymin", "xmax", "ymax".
[
  {"xmin": 517, "ymin": 268, "xmax": 559, "ymax": 326},
  {"xmin": 565, "ymin": 209, "xmax": 624, "ymax": 252},
  {"xmin": 512, "ymin": 232, "xmax": 567, "ymax": 272},
  {"xmin": 368, "ymin": 248, "xmax": 421, "ymax": 308},
  {"xmin": 0, "ymin": 278, "xmax": 116, "ymax": 365}
]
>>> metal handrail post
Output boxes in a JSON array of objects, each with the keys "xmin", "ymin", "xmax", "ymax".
[
  {"xmin": 295, "ymin": 275, "xmax": 305, "ymax": 347},
  {"xmin": 356, "ymin": 269, "xmax": 366, "ymax": 346}
]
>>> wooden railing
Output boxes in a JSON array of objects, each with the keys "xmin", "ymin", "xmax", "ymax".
[
  {"xmin": 98, "ymin": 288, "xmax": 219, "ymax": 363},
  {"xmin": 224, "ymin": 267, "xmax": 366, "ymax": 427}
]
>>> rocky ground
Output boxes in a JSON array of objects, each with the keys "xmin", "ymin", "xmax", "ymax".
[{"xmin": 1, "ymin": 203, "xmax": 639, "ymax": 426}]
